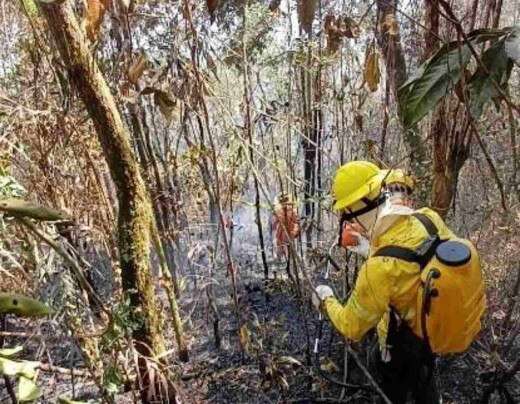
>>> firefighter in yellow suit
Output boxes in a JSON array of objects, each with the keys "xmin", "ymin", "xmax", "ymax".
[{"xmin": 312, "ymin": 161, "xmax": 484, "ymax": 404}]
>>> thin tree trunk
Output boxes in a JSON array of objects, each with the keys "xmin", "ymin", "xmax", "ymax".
[
  {"xmin": 376, "ymin": 0, "xmax": 427, "ymax": 190},
  {"xmin": 430, "ymin": 103, "xmax": 454, "ymax": 217},
  {"xmin": 241, "ymin": 5, "xmax": 269, "ymax": 281},
  {"xmin": 38, "ymin": 1, "xmax": 175, "ymax": 400},
  {"xmin": 427, "ymin": 0, "xmax": 492, "ymax": 217},
  {"xmin": 424, "ymin": 0, "xmax": 454, "ymax": 218}
]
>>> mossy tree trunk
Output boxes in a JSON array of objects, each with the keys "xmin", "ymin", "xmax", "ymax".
[{"xmin": 38, "ymin": 0, "xmax": 175, "ymax": 400}]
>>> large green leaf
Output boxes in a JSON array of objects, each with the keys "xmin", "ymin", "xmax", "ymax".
[
  {"xmin": 399, "ymin": 43, "xmax": 472, "ymax": 128},
  {"xmin": 17, "ymin": 375, "xmax": 41, "ymax": 402},
  {"xmin": 0, "ymin": 294, "xmax": 51, "ymax": 317},
  {"xmin": 468, "ymin": 39, "xmax": 512, "ymax": 118},
  {"xmin": 20, "ymin": 0, "xmax": 39, "ymax": 18},
  {"xmin": 398, "ymin": 27, "xmax": 514, "ymax": 128},
  {"xmin": 0, "ymin": 346, "xmax": 23, "ymax": 357},
  {"xmin": 0, "ymin": 357, "xmax": 38, "ymax": 378}
]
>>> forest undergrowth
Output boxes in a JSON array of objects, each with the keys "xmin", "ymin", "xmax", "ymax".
[{"xmin": 1, "ymin": 0, "xmax": 520, "ymax": 403}]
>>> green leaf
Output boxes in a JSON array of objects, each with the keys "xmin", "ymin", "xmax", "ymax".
[
  {"xmin": 0, "ymin": 175, "xmax": 26, "ymax": 198},
  {"xmin": 399, "ymin": 42, "xmax": 472, "ymax": 128},
  {"xmin": 0, "ymin": 357, "xmax": 38, "ymax": 378},
  {"xmin": 17, "ymin": 375, "xmax": 41, "ymax": 402},
  {"xmin": 154, "ymin": 90, "xmax": 177, "ymax": 123},
  {"xmin": 0, "ymin": 294, "xmax": 51, "ymax": 317},
  {"xmin": 398, "ymin": 27, "xmax": 514, "ymax": 128},
  {"xmin": 20, "ymin": 0, "xmax": 39, "ymax": 18},
  {"xmin": 468, "ymin": 39, "xmax": 512, "ymax": 118},
  {"xmin": 0, "ymin": 346, "xmax": 23, "ymax": 357}
]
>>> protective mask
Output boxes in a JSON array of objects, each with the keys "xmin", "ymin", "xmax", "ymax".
[{"xmin": 347, "ymin": 235, "xmax": 370, "ymax": 258}]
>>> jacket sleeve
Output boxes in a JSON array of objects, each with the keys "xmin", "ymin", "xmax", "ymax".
[{"xmin": 323, "ymin": 257, "xmax": 393, "ymax": 342}]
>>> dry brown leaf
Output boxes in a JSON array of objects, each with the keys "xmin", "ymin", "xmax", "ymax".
[
  {"xmin": 383, "ymin": 13, "xmax": 399, "ymax": 36},
  {"xmin": 277, "ymin": 356, "xmax": 302, "ymax": 367},
  {"xmin": 320, "ymin": 357, "xmax": 340, "ymax": 372},
  {"xmin": 85, "ymin": 0, "xmax": 109, "ymax": 42},
  {"xmin": 324, "ymin": 15, "xmax": 340, "ymax": 55},
  {"xmin": 324, "ymin": 14, "xmax": 336, "ymax": 34},
  {"xmin": 324, "ymin": 14, "xmax": 360, "ymax": 55},
  {"xmin": 140, "ymin": 86, "xmax": 156, "ymax": 96},
  {"xmin": 269, "ymin": 0, "xmax": 282, "ymax": 12},
  {"xmin": 207, "ymin": 0, "xmax": 219, "ymax": 20},
  {"xmin": 342, "ymin": 16, "xmax": 360, "ymax": 38},
  {"xmin": 326, "ymin": 36, "xmax": 342, "ymax": 55},
  {"xmin": 297, "ymin": 0, "xmax": 318, "ymax": 34},
  {"xmin": 153, "ymin": 90, "xmax": 177, "ymax": 123},
  {"xmin": 127, "ymin": 53, "xmax": 149, "ymax": 85},
  {"xmin": 239, "ymin": 324, "xmax": 251, "ymax": 353},
  {"xmin": 364, "ymin": 44, "xmax": 380, "ymax": 92}
]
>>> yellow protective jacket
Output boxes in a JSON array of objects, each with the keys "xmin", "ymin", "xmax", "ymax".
[{"xmin": 324, "ymin": 207, "xmax": 458, "ymax": 346}]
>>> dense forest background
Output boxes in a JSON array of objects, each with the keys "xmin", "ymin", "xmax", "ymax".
[{"xmin": 0, "ymin": 0, "xmax": 519, "ymax": 402}]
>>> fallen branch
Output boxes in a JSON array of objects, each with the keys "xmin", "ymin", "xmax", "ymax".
[
  {"xmin": 0, "ymin": 198, "xmax": 68, "ymax": 221},
  {"xmin": 345, "ymin": 344, "xmax": 392, "ymax": 404},
  {"xmin": 38, "ymin": 363, "xmax": 89, "ymax": 377}
]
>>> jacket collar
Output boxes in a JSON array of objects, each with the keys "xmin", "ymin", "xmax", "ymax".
[{"xmin": 371, "ymin": 196, "xmax": 414, "ymax": 242}]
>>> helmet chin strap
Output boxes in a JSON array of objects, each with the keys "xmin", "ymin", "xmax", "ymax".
[
  {"xmin": 342, "ymin": 194, "xmax": 387, "ymax": 222},
  {"xmin": 344, "ymin": 190, "xmax": 393, "ymax": 239}
]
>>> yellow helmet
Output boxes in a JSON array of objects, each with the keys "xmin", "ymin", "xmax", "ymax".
[{"xmin": 332, "ymin": 161, "xmax": 414, "ymax": 214}]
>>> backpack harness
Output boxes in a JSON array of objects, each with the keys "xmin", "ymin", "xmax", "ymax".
[{"xmin": 373, "ymin": 212, "xmax": 471, "ymax": 352}]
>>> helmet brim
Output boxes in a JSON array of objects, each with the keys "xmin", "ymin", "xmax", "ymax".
[{"xmin": 333, "ymin": 173, "xmax": 384, "ymax": 212}]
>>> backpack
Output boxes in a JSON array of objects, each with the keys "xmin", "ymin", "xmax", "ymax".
[{"xmin": 373, "ymin": 212, "xmax": 486, "ymax": 355}]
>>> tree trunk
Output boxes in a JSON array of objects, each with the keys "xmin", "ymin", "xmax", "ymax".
[
  {"xmin": 39, "ymin": 1, "xmax": 175, "ymax": 401},
  {"xmin": 376, "ymin": 0, "xmax": 407, "ymax": 96},
  {"xmin": 426, "ymin": 0, "xmax": 491, "ymax": 218},
  {"xmin": 301, "ymin": 46, "xmax": 315, "ymax": 248},
  {"xmin": 424, "ymin": 0, "xmax": 455, "ymax": 218},
  {"xmin": 376, "ymin": 0, "xmax": 427, "ymax": 192},
  {"xmin": 430, "ymin": 102, "xmax": 454, "ymax": 217}
]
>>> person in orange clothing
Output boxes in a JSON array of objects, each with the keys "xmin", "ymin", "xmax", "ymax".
[{"xmin": 272, "ymin": 194, "xmax": 300, "ymax": 258}]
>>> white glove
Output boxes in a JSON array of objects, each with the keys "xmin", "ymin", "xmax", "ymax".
[
  {"xmin": 312, "ymin": 285, "xmax": 334, "ymax": 311},
  {"xmin": 347, "ymin": 234, "xmax": 370, "ymax": 258}
]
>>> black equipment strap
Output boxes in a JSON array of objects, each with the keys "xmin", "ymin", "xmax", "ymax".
[
  {"xmin": 372, "ymin": 245, "xmax": 418, "ymax": 263},
  {"xmin": 342, "ymin": 195, "xmax": 387, "ymax": 222},
  {"xmin": 373, "ymin": 212, "xmax": 441, "ymax": 354},
  {"xmin": 372, "ymin": 213, "xmax": 440, "ymax": 270},
  {"xmin": 412, "ymin": 213, "xmax": 438, "ymax": 237}
]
